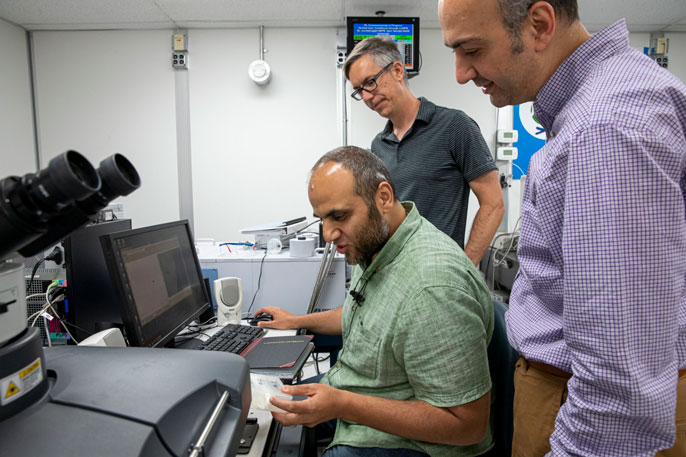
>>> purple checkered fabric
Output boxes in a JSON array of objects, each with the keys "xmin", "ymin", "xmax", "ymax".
[{"xmin": 507, "ymin": 20, "xmax": 686, "ymax": 456}]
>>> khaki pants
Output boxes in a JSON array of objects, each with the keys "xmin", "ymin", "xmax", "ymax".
[{"xmin": 512, "ymin": 357, "xmax": 686, "ymax": 457}]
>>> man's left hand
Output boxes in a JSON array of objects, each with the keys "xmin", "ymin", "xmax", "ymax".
[{"xmin": 270, "ymin": 383, "xmax": 345, "ymax": 427}]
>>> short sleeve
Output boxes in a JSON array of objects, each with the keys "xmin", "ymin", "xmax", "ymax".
[
  {"xmin": 449, "ymin": 111, "xmax": 497, "ymax": 182},
  {"xmin": 393, "ymin": 285, "xmax": 492, "ymax": 407}
]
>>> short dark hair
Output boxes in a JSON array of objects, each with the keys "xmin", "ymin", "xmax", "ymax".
[
  {"xmin": 310, "ymin": 146, "xmax": 397, "ymax": 206},
  {"xmin": 497, "ymin": 0, "xmax": 579, "ymax": 52},
  {"xmin": 343, "ymin": 37, "xmax": 407, "ymax": 84}
]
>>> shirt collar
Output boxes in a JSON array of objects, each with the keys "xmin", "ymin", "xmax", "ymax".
[
  {"xmin": 381, "ymin": 97, "xmax": 435, "ymax": 137},
  {"xmin": 533, "ymin": 19, "xmax": 629, "ymax": 134},
  {"xmin": 360, "ymin": 202, "xmax": 419, "ymax": 280},
  {"xmin": 415, "ymin": 97, "xmax": 436, "ymax": 123}
]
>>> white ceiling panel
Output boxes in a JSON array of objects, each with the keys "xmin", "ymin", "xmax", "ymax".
[
  {"xmin": 171, "ymin": 19, "xmax": 343, "ymax": 28},
  {"xmin": 0, "ymin": 0, "xmax": 173, "ymax": 29},
  {"xmin": 23, "ymin": 21, "xmax": 175, "ymax": 30},
  {"xmin": 345, "ymin": 0, "xmax": 440, "ymax": 27},
  {"xmin": 160, "ymin": 0, "xmax": 344, "ymax": 23},
  {"xmin": 0, "ymin": 0, "xmax": 685, "ymax": 32}
]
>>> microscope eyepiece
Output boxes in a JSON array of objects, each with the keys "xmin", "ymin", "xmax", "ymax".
[
  {"xmin": 32, "ymin": 150, "xmax": 101, "ymax": 210},
  {"xmin": 98, "ymin": 153, "xmax": 141, "ymax": 199},
  {"xmin": 0, "ymin": 150, "xmax": 140, "ymax": 259}
]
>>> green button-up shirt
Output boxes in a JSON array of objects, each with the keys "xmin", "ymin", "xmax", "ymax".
[{"xmin": 322, "ymin": 202, "xmax": 494, "ymax": 457}]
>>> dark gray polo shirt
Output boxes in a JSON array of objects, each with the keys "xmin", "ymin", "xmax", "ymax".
[{"xmin": 371, "ymin": 97, "xmax": 496, "ymax": 247}]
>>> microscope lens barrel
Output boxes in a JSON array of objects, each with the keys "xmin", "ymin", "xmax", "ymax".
[{"xmin": 0, "ymin": 151, "xmax": 101, "ymax": 259}]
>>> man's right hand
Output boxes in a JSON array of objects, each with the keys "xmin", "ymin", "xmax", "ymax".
[{"xmin": 252, "ymin": 305, "xmax": 297, "ymax": 330}]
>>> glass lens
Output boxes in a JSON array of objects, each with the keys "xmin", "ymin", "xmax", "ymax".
[{"xmin": 362, "ymin": 79, "xmax": 377, "ymax": 92}]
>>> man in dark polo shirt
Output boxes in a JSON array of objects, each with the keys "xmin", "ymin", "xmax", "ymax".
[{"xmin": 344, "ymin": 37, "xmax": 504, "ymax": 265}]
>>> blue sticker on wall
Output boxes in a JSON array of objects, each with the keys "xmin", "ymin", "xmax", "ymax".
[{"xmin": 513, "ymin": 102, "xmax": 546, "ymax": 179}]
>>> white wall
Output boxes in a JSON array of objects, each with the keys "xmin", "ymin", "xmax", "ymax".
[
  {"xmin": 10, "ymin": 25, "xmax": 685, "ymax": 244},
  {"xmin": 0, "ymin": 18, "xmax": 35, "ymax": 176},
  {"xmin": 26, "ymin": 26, "xmax": 499, "ymax": 243},
  {"xmin": 32, "ymin": 30, "xmax": 179, "ymax": 230},
  {"xmin": 190, "ymin": 27, "xmax": 498, "ymax": 243},
  {"xmin": 666, "ymin": 33, "xmax": 686, "ymax": 82},
  {"xmin": 189, "ymin": 28, "xmax": 340, "ymax": 241}
]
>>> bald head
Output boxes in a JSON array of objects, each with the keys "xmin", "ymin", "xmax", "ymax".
[
  {"xmin": 309, "ymin": 146, "xmax": 397, "ymax": 207},
  {"xmin": 307, "ymin": 145, "xmax": 415, "ymax": 266},
  {"xmin": 308, "ymin": 161, "xmax": 356, "ymax": 214}
]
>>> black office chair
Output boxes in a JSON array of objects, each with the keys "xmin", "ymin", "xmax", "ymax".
[
  {"xmin": 483, "ymin": 300, "xmax": 519, "ymax": 457},
  {"xmin": 309, "ymin": 333, "xmax": 343, "ymax": 366}
]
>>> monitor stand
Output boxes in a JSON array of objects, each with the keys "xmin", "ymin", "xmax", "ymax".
[{"xmin": 167, "ymin": 334, "xmax": 204, "ymax": 350}]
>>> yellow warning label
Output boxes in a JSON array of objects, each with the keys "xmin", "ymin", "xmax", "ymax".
[
  {"xmin": 1, "ymin": 357, "xmax": 42, "ymax": 407},
  {"xmin": 5, "ymin": 381, "xmax": 19, "ymax": 399},
  {"xmin": 19, "ymin": 359, "xmax": 40, "ymax": 379}
]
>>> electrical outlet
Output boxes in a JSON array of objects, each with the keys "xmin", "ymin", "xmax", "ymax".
[
  {"xmin": 336, "ymin": 48, "xmax": 347, "ymax": 67},
  {"xmin": 655, "ymin": 55, "xmax": 669, "ymax": 69},
  {"xmin": 172, "ymin": 52, "xmax": 188, "ymax": 69}
]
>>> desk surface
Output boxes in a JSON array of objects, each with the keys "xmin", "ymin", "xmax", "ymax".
[
  {"xmin": 179, "ymin": 320, "xmax": 308, "ymax": 457},
  {"xmin": 246, "ymin": 409, "xmax": 278, "ymax": 457}
]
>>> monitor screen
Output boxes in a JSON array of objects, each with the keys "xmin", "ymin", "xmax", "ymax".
[
  {"xmin": 63, "ymin": 219, "xmax": 132, "ymax": 342},
  {"xmin": 346, "ymin": 17, "xmax": 420, "ymax": 74},
  {"xmin": 100, "ymin": 220, "xmax": 210, "ymax": 347}
]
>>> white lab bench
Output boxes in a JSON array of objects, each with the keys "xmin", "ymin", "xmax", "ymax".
[{"xmin": 197, "ymin": 246, "xmax": 347, "ymax": 317}]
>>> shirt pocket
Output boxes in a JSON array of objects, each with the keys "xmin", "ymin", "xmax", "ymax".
[{"xmin": 341, "ymin": 321, "xmax": 382, "ymax": 380}]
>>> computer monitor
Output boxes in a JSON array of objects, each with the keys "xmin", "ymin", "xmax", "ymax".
[
  {"xmin": 100, "ymin": 220, "xmax": 211, "ymax": 347},
  {"xmin": 63, "ymin": 219, "xmax": 132, "ymax": 342},
  {"xmin": 346, "ymin": 16, "xmax": 420, "ymax": 75}
]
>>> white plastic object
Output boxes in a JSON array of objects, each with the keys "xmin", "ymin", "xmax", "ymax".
[
  {"xmin": 214, "ymin": 277, "xmax": 242, "ymax": 326},
  {"xmin": 250, "ymin": 373, "xmax": 292, "ymax": 412},
  {"xmin": 497, "ymin": 129, "xmax": 519, "ymax": 144},
  {"xmin": 267, "ymin": 238, "xmax": 282, "ymax": 254},
  {"xmin": 248, "ymin": 60, "xmax": 272, "ymax": 85},
  {"xmin": 289, "ymin": 237, "xmax": 316, "ymax": 257},
  {"xmin": 496, "ymin": 146, "xmax": 518, "ymax": 161},
  {"xmin": 78, "ymin": 328, "xmax": 127, "ymax": 347}
]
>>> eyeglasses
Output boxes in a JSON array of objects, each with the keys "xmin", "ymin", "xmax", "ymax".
[{"xmin": 350, "ymin": 62, "xmax": 393, "ymax": 101}]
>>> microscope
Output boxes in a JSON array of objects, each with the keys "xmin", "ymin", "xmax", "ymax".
[
  {"xmin": 0, "ymin": 150, "xmax": 141, "ymax": 421},
  {"xmin": 0, "ymin": 151, "xmax": 251, "ymax": 457}
]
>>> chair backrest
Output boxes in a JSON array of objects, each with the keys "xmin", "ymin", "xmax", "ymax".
[{"xmin": 487, "ymin": 300, "xmax": 519, "ymax": 456}]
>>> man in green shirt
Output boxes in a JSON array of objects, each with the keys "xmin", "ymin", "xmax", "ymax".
[{"xmin": 255, "ymin": 146, "xmax": 494, "ymax": 457}]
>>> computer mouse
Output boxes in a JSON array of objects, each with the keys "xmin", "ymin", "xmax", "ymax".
[{"xmin": 249, "ymin": 313, "xmax": 273, "ymax": 326}]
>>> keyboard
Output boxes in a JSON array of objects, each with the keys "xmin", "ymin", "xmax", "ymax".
[{"xmin": 198, "ymin": 323, "xmax": 264, "ymax": 354}]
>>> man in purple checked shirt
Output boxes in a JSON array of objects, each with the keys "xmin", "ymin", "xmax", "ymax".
[{"xmin": 439, "ymin": 0, "xmax": 686, "ymax": 456}]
